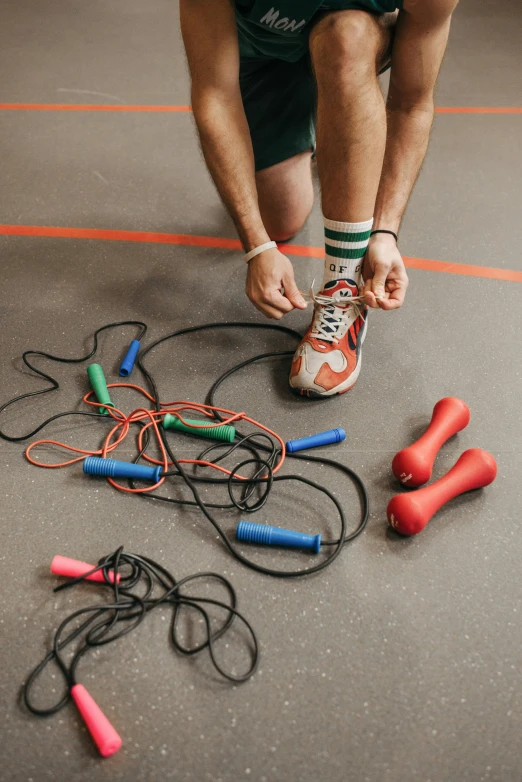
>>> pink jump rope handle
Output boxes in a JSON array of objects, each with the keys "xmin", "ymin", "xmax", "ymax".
[
  {"xmin": 392, "ymin": 397, "xmax": 471, "ymax": 487},
  {"xmin": 70, "ymin": 684, "xmax": 122, "ymax": 757},
  {"xmin": 50, "ymin": 555, "xmax": 120, "ymax": 584},
  {"xmin": 387, "ymin": 448, "xmax": 497, "ymax": 536}
]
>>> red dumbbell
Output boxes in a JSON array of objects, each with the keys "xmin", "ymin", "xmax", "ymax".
[
  {"xmin": 392, "ymin": 397, "xmax": 471, "ymax": 487},
  {"xmin": 387, "ymin": 448, "xmax": 497, "ymax": 536}
]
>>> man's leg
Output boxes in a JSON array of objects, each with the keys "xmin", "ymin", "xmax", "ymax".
[
  {"xmin": 309, "ymin": 10, "xmax": 396, "ymax": 291},
  {"xmin": 255, "ymin": 151, "xmax": 314, "ymax": 243},
  {"xmin": 311, "ymin": 10, "xmax": 395, "ymax": 228},
  {"xmin": 289, "ymin": 10, "xmax": 397, "ymax": 398}
]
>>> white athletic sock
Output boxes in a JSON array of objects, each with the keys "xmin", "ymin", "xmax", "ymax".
[{"xmin": 321, "ymin": 216, "xmax": 374, "ymax": 289}]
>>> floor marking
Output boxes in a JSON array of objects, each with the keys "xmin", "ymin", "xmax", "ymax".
[
  {"xmin": 0, "ymin": 104, "xmax": 521, "ymax": 114},
  {"xmin": 435, "ymin": 107, "xmax": 522, "ymax": 114},
  {"xmin": 0, "ymin": 104, "xmax": 192, "ymax": 112},
  {"xmin": 399, "ymin": 256, "xmax": 522, "ymax": 283},
  {"xmin": 0, "ymin": 225, "xmax": 242, "ymax": 249},
  {"xmin": 1, "ymin": 225, "xmax": 521, "ymax": 283}
]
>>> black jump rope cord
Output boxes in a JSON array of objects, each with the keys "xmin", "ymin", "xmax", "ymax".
[
  {"xmin": 23, "ymin": 548, "xmax": 260, "ymax": 715},
  {"xmin": 0, "ymin": 322, "xmax": 369, "ymax": 708}
]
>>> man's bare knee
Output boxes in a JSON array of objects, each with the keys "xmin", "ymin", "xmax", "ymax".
[
  {"xmin": 256, "ymin": 152, "xmax": 314, "ymax": 242},
  {"xmin": 311, "ymin": 10, "xmax": 393, "ymax": 79},
  {"xmin": 261, "ymin": 191, "xmax": 314, "ymax": 242},
  {"xmin": 259, "ymin": 178, "xmax": 314, "ymax": 242},
  {"xmin": 262, "ymin": 208, "xmax": 313, "ymax": 243}
]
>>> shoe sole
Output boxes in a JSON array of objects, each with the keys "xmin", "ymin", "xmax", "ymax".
[{"xmin": 291, "ymin": 317, "xmax": 367, "ymax": 399}]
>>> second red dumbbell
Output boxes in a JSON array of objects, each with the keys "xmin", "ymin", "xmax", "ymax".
[{"xmin": 387, "ymin": 448, "xmax": 497, "ymax": 536}]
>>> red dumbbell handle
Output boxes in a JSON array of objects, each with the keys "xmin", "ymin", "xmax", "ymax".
[
  {"xmin": 392, "ymin": 398, "xmax": 470, "ymax": 486},
  {"xmin": 412, "ymin": 398, "xmax": 470, "ymax": 460},
  {"xmin": 388, "ymin": 449, "xmax": 497, "ymax": 535}
]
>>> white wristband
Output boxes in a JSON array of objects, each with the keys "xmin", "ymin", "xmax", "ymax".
[{"xmin": 244, "ymin": 241, "xmax": 277, "ymax": 264}]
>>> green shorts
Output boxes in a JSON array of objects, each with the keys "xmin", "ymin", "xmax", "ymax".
[
  {"xmin": 239, "ymin": 54, "xmax": 317, "ymax": 172},
  {"xmin": 238, "ymin": 0, "xmax": 401, "ymax": 171}
]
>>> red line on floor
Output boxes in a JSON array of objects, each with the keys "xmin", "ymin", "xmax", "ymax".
[
  {"xmin": 0, "ymin": 104, "xmax": 192, "ymax": 112},
  {"xmin": 279, "ymin": 242, "xmax": 522, "ymax": 282},
  {"xmin": 435, "ymin": 107, "xmax": 522, "ymax": 114},
  {"xmin": 1, "ymin": 224, "xmax": 521, "ymax": 284},
  {"xmin": 0, "ymin": 224, "xmax": 241, "ymax": 250},
  {"xmin": 0, "ymin": 103, "xmax": 521, "ymax": 114},
  {"xmin": 399, "ymin": 256, "xmax": 522, "ymax": 283}
]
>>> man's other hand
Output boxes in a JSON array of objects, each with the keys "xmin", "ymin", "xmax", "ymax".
[
  {"xmin": 363, "ymin": 233, "xmax": 409, "ymax": 310},
  {"xmin": 246, "ymin": 248, "xmax": 308, "ymax": 319}
]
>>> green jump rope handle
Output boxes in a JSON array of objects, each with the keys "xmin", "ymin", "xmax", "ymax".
[
  {"xmin": 163, "ymin": 414, "xmax": 235, "ymax": 443},
  {"xmin": 87, "ymin": 364, "xmax": 114, "ymax": 415}
]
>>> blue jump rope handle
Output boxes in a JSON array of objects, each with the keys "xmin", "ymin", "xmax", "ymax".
[
  {"xmin": 286, "ymin": 428, "xmax": 346, "ymax": 453},
  {"xmin": 83, "ymin": 456, "xmax": 162, "ymax": 483},
  {"xmin": 119, "ymin": 340, "xmax": 141, "ymax": 377},
  {"xmin": 236, "ymin": 521, "xmax": 321, "ymax": 554}
]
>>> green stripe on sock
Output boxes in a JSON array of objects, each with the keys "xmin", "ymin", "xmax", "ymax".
[
  {"xmin": 324, "ymin": 227, "xmax": 372, "ymax": 243},
  {"xmin": 325, "ymin": 245, "xmax": 367, "ymax": 260}
]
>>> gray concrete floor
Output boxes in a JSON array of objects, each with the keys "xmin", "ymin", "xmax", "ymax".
[{"xmin": 0, "ymin": 1, "xmax": 521, "ymax": 781}]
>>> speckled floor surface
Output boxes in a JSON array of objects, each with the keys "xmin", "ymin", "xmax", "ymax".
[{"xmin": 0, "ymin": 1, "xmax": 521, "ymax": 781}]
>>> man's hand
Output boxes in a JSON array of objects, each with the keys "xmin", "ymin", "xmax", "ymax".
[
  {"xmin": 246, "ymin": 248, "xmax": 308, "ymax": 319},
  {"xmin": 363, "ymin": 234, "xmax": 409, "ymax": 310}
]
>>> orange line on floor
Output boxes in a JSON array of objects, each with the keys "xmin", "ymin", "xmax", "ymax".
[
  {"xmin": 1, "ymin": 224, "xmax": 521, "ymax": 284},
  {"xmin": 0, "ymin": 104, "xmax": 192, "ymax": 112},
  {"xmin": 0, "ymin": 103, "xmax": 521, "ymax": 114},
  {"xmin": 279, "ymin": 242, "xmax": 522, "ymax": 282},
  {"xmin": 435, "ymin": 107, "xmax": 522, "ymax": 114},
  {"xmin": 400, "ymin": 256, "xmax": 522, "ymax": 282},
  {"xmin": 0, "ymin": 224, "xmax": 242, "ymax": 250}
]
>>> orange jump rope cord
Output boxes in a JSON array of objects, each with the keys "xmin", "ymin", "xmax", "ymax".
[
  {"xmin": 24, "ymin": 383, "xmax": 286, "ymax": 490},
  {"xmin": 25, "ymin": 415, "xmax": 131, "ymax": 468}
]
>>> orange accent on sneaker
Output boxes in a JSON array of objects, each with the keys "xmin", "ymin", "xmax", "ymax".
[
  {"xmin": 290, "ymin": 356, "xmax": 302, "ymax": 377},
  {"xmin": 312, "ymin": 320, "xmax": 362, "ymax": 392}
]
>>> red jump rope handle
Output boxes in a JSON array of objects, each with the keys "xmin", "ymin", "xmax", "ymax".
[
  {"xmin": 392, "ymin": 397, "xmax": 471, "ymax": 487},
  {"xmin": 51, "ymin": 555, "xmax": 120, "ymax": 584},
  {"xmin": 387, "ymin": 448, "xmax": 497, "ymax": 536},
  {"xmin": 71, "ymin": 684, "xmax": 122, "ymax": 757}
]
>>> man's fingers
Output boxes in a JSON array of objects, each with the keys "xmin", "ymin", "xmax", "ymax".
[
  {"xmin": 363, "ymin": 276, "xmax": 387, "ymax": 309},
  {"xmin": 252, "ymin": 300, "xmax": 285, "ymax": 319},
  {"xmin": 264, "ymin": 307, "xmax": 285, "ymax": 320},
  {"xmin": 363, "ymin": 279, "xmax": 375, "ymax": 308},
  {"xmin": 282, "ymin": 277, "xmax": 307, "ymax": 310},
  {"xmin": 365, "ymin": 284, "xmax": 407, "ymax": 310},
  {"xmin": 264, "ymin": 290, "xmax": 293, "ymax": 313},
  {"xmin": 363, "ymin": 283, "xmax": 388, "ymax": 309},
  {"xmin": 377, "ymin": 297, "xmax": 402, "ymax": 311},
  {"xmin": 371, "ymin": 263, "xmax": 390, "ymax": 300},
  {"xmin": 364, "ymin": 291, "xmax": 379, "ymax": 309},
  {"xmin": 284, "ymin": 288, "xmax": 308, "ymax": 310},
  {"xmin": 250, "ymin": 288, "xmax": 294, "ymax": 319},
  {"xmin": 364, "ymin": 282, "xmax": 408, "ymax": 310},
  {"xmin": 378, "ymin": 286, "xmax": 407, "ymax": 310}
]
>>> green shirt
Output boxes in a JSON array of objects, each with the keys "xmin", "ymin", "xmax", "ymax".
[{"xmin": 236, "ymin": 0, "xmax": 403, "ymax": 61}]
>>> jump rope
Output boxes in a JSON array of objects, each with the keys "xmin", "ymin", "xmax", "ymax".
[{"xmin": 0, "ymin": 321, "xmax": 369, "ymax": 755}]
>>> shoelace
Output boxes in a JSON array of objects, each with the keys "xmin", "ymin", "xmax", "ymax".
[{"xmin": 301, "ymin": 284, "xmax": 366, "ymax": 345}]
